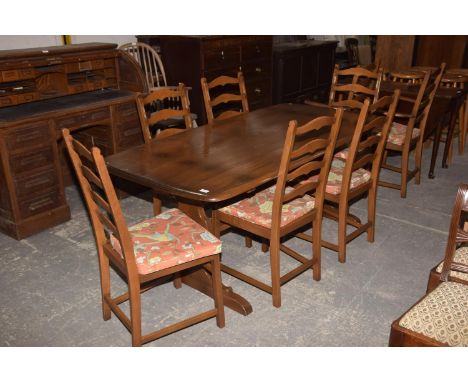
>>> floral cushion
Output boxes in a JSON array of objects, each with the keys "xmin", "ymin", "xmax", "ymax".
[
  {"xmin": 386, "ymin": 122, "xmax": 420, "ymax": 146},
  {"xmin": 435, "ymin": 246, "xmax": 468, "ymax": 281},
  {"xmin": 219, "ymin": 185, "xmax": 315, "ymax": 229},
  {"xmin": 334, "ymin": 148, "xmax": 349, "ymax": 160},
  {"xmin": 398, "ymin": 281, "xmax": 468, "ymax": 346},
  {"xmin": 307, "ymin": 159, "xmax": 371, "ymax": 195},
  {"xmin": 110, "ymin": 208, "xmax": 222, "ymax": 275}
]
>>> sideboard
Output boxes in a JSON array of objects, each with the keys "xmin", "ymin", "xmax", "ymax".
[{"xmin": 272, "ymin": 40, "xmax": 338, "ymax": 104}]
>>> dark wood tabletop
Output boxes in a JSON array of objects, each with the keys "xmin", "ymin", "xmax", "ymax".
[{"xmin": 106, "ymin": 103, "xmax": 358, "ymax": 204}]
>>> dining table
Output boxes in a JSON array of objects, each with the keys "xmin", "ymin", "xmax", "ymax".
[{"xmin": 105, "ymin": 103, "xmax": 360, "ymax": 315}]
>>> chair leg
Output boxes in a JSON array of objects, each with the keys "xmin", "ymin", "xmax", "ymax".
[
  {"xmin": 173, "ymin": 272, "xmax": 182, "ymax": 289},
  {"xmin": 261, "ymin": 240, "xmax": 269, "ymax": 253},
  {"xmin": 211, "ymin": 256, "xmax": 225, "ymax": 328},
  {"xmin": 400, "ymin": 148, "xmax": 409, "ymax": 198},
  {"xmin": 414, "ymin": 141, "xmax": 423, "ymax": 185},
  {"xmin": 269, "ymin": 240, "xmax": 281, "ymax": 308},
  {"xmin": 128, "ymin": 281, "xmax": 142, "ymax": 347},
  {"xmin": 245, "ymin": 235, "xmax": 252, "ymax": 248},
  {"xmin": 367, "ymin": 186, "xmax": 376, "ymax": 243},
  {"xmin": 152, "ymin": 195, "xmax": 162, "ymax": 216},
  {"xmin": 459, "ymin": 102, "xmax": 467, "ymax": 154},
  {"xmin": 338, "ymin": 201, "xmax": 348, "ymax": 263},
  {"xmin": 98, "ymin": 253, "xmax": 111, "ymax": 321},
  {"xmin": 312, "ymin": 223, "xmax": 322, "ymax": 281}
]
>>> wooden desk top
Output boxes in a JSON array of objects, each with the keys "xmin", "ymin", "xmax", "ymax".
[{"xmin": 106, "ymin": 103, "xmax": 358, "ymax": 204}]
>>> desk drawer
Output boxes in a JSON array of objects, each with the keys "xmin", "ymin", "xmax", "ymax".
[
  {"xmin": 115, "ymin": 102, "xmax": 139, "ymax": 124},
  {"xmin": 245, "ymin": 78, "xmax": 272, "ymax": 106},
  {"xmin": 242, "ymin": 60, "xmax": 272, "ymax": 80},
  {"xmin": 242, "ymin": 40, "xmax": 272, "ymax": 62},
  {"xmin": 14, "ymin": 166, "xmax": 58, "ymax": 197},
  {"xmin": 10, "ymin": 147, "xmax": 55, "ymax": 175},
  {"xmin": 204, "ymin": 46, "xmax": 240, "ymax": 72},
  {"xmin": 18, "ymin": 188, "xmax": 61, "ymax": 219},
  {"xmin": 56, "ymin": 108, "xmax": 110, "ymax": 130},
  {"xmin": 6, "ymin": 122, "xmax": 51, "ymax": 151}
]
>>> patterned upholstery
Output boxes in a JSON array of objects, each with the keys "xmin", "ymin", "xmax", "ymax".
[
  {"xmin": 435, "ymin": 246, "xmax": 468, "ymax": 281},
  {"xmin": 110, "ymin": 208, "xmax": 222, "ymax": 274},
  {"xmin": 399, "ymin": 281, "xmax": 468, "ymax": 346},
  {"xmin": 307, "ymin": 159, "xmax": 371, "ymax": 195},
  {"xmin": 219, "ymin": 185, "xmax": 315, "ymax": 228},
  {"xmin": 334, "ymin": 148, "xmax": 349, "ymax": 160},
  {"xmin": 386, "ymin": 122, "xmax": 420, "ymax": 146}
]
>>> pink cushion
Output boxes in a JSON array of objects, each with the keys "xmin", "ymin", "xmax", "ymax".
[
  {"xmin": 334, "ymin": 148, "xmax": 349, "ymax": 160},
  {"xmin": 110, "ymin": 208, "xmax": 222, "ymax": 274},
  {"xmin": 219, "ymin": 185, "xmax": 315, "ymax": 228},
  {"xmin": 386, "ymin": 122, "xmax": 420, "ymax": 146},
  {"xmin": 308, "ymin": 159, "xmax": 371, "ymax": 195}
]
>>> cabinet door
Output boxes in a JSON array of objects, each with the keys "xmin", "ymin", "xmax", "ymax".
[{"xmin": 277, "ymin": 54, "xmax": 302, "ymax": 101}]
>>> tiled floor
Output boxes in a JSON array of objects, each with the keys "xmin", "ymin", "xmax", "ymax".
[{"xmin": 0, "ymin": 144, "xmax": 466, "ymax": 347}]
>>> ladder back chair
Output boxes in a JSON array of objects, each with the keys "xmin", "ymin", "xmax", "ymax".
[
  {"xmin": 213, "ymin": 108, "xmax": 344, "ymax": 308},
  {"xmin": 136, "ymin": 83, "xmax": 193, "ymax": 215},
  {"xmin": 439, "ymin": 72, "xmax": 467, "ymax": 158},
  {"xmin": 389, "ymin": 184, "xmax": 468, "ymax": 347},
  {"xmin": 299, "ymin": 91, "xmax": 400, "ymax": 263},
  {"xmin": 379, "ymin": 63, "xmax": 446, "ymax": 198},
  {"xmin": 328, "ymin": 64, "xmax": 383, "ymax": 109},
  {"xmin": 62, "ymin": 129, "xmax": 224, "ymax": 347},
  {"xmin": 201, "ymin": 72, "xmax": 249, "ymax": 123}
]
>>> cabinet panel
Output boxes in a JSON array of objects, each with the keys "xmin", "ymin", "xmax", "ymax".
[{"xmin": 6, "ymin": 121, "xmax": 51, "ymax": 151}]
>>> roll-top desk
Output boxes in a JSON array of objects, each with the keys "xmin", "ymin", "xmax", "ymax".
[{"xmin": 0, "ymin": 43, "xmax": 147, "ymax": 239}]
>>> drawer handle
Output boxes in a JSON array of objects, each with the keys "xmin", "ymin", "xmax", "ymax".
[
  {"xmin": 256, "ymin": 46, "xmax": 261, "ymax": 53},
  {"xmin": 255, "ymin": 67, "xmax": 262, "ymax": 73},
  {"xmin": 254, "ymin": 88, "xmax": 262, "ymax": 94},
  {"xmin": 25, "ymin": 176, "xmax": 52, "ymax": 189},
  {"xmin": 221, "ymin": 50, "xmax": 224, "ymax": 60},
  {"xmin": 29, "ymin": 197, "xmax": 54, "ymax": 211}
]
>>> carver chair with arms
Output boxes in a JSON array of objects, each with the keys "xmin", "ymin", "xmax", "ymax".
[
  {"xmin": 389, "ymin": 184, "xmax": 468, "ymax": 347},
  {"xmin": 62, "ymin": 129, "xmax": 224, "ymax": 347},
  {"xmin": 298, "ymin": 90, "xmax": 400, "ymax": 263},
  {"xmin": 379, "ymin": 63, "xmax": 446, "ymax": 198},
  {"xmin": 201, "ymin": 72, "xmax": 249, "ymax": 124},
  {"xmin": 213, "ymin": 108, "xmax": 344, "ymax": 308}
]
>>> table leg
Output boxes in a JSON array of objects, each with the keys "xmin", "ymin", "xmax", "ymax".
[{"xmin": 177, "ymin": 201, "xmax": 253, "ymax": 316}]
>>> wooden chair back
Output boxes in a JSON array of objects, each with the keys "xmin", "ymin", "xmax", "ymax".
[
  {"xmin": 201, "ymin": 72, "xmax": 249, "ymax": 123},
  {"xmin": 136, "ymin": 83, "xmax": 193, "ymax": 143},
  {"xmin": 409, "ymin": 63, "xmax": 446, "ymax": 139},
  {"xmin": 271, "ymin": 108, "xmax": 344, "ymax": 235},
  {"xmin": 342, "ymin": 90, "xmax": 401, "ymax": 196},
  {"xmin": 120, "ymin": 42, "xmax": 167, "ymax": 89},
  {"xmin": 62, "ymin": 129, "xmax": 137, "ymax": 277},
  {"xmin": 439, "ymin": 183, "xmax": 468, "ymax": 282},
  {"xmin": 329, "ymin": 64, "xmax": 383, "ymax": 109},
  {"xmin": 386, "ymin": 71, "xmax": 425, "ymax": 84}
]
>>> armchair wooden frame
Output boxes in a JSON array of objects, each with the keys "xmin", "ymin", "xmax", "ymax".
[
  {"xmin": 201, "ymin": 72, "xmax": 249, "ymax": 123},
  {"xmin": 299, "ymin": 91, "xmax": 400, "ymax": 263},
  {"xmin": 389, "ymin": 184, "xmax": 468, "ymax": 346},
  {"xmin": 62, "ymin": 129, "xmax": 224, "ymax": 346},
  {"xmin": 213, "ymin": 108, "xmax": 344, "ymax": 308},
  {"xmin": 136, "ymin": 83, "xmax": 193, "ymax": 215},
  {"xmin": 379, "ymin": 63, "xmax": 446, "ymax": 198}
]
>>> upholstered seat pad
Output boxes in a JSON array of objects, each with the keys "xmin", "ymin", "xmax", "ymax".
[
  {"xmin": 334, "ymin": 148, "xmax": 349, "ymax": 160},
  {"xmin": 110, "ymin": 208, "xmax": 222, "ymax": 274},
  {"xmin": 436, "ymin": 246, "xmax": 468, "ymax": 281},
  {"xmin": 399, "ymin": 281, "xmax": 468, "ymax": 346},
  {"xmin": 308, "ymin": 159, "xmax": 371, "ymax": 195},
  {"xmin": 387, "ymin": 122, "xmax": 420, "ymax": 146},
  {"xmin": 219, "ymin": 185, "xmax": 315, "ymax": 229}
]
